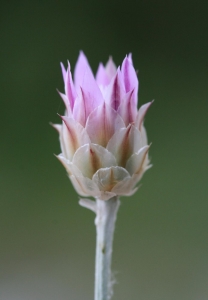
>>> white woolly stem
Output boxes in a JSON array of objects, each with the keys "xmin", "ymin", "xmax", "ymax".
[{"xmin": 94, "ymin": 196, "xmax": 120, "ymax": 300}]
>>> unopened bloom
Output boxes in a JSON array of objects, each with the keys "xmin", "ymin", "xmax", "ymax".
[{"xmin": 53, "ymin": 52, "xmax": 152, "ymax": 200}]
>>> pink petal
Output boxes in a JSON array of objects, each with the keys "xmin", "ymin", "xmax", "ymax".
[
  {"xmin": 104, "ymin": 69, "xmax": 125, "ymax": 111},
  {"xmin": 105, "ymin": 56, "xmax": 117, "ymax": 80},
  {"xmin": 57, "ymin": 90, "xmax": 72, "ymax": 117},
  {"xmin": 74, "ymin": 51, "xmax": 94, "ymax": 90},
  {"xmin": 73, "ymin": 85, "xmax": 103, "ymax": 127},
  {"xmin": 121, "ymin": 56, "xmax": 138, "ymax": 105},
  {"xmin": 96, "ymin": 63, "xmax": 110, "ymax": 87},
  {"xmin": 81, "ymin": 68, "xmax": 104, "ymax": 110},
  {"xmin": 72, "ymin": 89, "xmax": 88, "ymax": 127},
  {"xmin": 65, "ymin": 67, "xmax": 76, "ymax": 110},
  {"xmin": 85, "ymin": 103, "xmax": 125, "ymax": 147},
  {"xmin": 127, "ymin": 53, "xmax": 133, "ymax": 65},
  {"xmin": 60, "ymin": 61, "xmax": 76, "ymax": 111},
  {"xmin": 117, "ymin": 90, "xmax": 137, "ymax": 126},
  {"xmin": 135, "ymin": 101, "xmax": 154, "ymax": 130}
]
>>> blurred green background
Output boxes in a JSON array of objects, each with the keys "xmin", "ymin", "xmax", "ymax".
[{"xmin": 1, "ymin": 0, "xmax": 208, "ymax": 299}]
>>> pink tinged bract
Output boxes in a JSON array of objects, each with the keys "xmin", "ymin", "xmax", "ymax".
[
  {"xmin": 107, "ymin": 124, "xmax": 143, "ymax": 167},
  {"xmin": 73, "ymin": 67, "xmax": 104, "ymax": 125},
  {"xmin": 74, "ymin": 51, "xmax": 94, "ymax": 90},
  {"xmin": 127, "ymin": 53, "xmax": 133, "ymax": 65},
  {"xmin": 117, "ymin": 90, "xmax": 137, "ymax": 126},
  {"xmin": 57, "ymin": 90, "xmax": 72, "ymax": 117},
  {"xmin": 60, "ymin": 62, "xmax": 76, "ymax": 112},
  {"xmin": 65, "ymin": 67, "xmax": 76, "ymax": 111},
  {"xmin": 72, "ymin": 88, "xmax": 88, "ymax": 127},
  {"xmin": 59, "ymin": 116, "xmax": 90, "ymax": 161},
  {"xmin": 85, "ymin": 103, "xmax": 125, "ymax": 147},
  {"xmin": 125, "ymin": 145, "xmax": 150, "ymax": 176},
  {"xmin": 104, "ymin": 69, "xmax": 125, "ymax": 111},
  {"xmin": 96, "ymin": 63, "xmax": 111, "ymax": 87},
  {"xmin": 105, "ymin": 56, "xmax": 117, "ymax": 80},
  {"xmin": 80, "ymin": 68, "xmax": 104, "ymax": 109},
  {"xmin": 121, "ymin": 56, "xmax": 139, "ymax": 105},
  {"xmin": 136, "ymin": 101, "xmax": 153, "ymax": 130}
]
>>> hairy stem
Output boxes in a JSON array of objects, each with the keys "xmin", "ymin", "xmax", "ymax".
[{"xmin": 94, "ymin": 196, "xmax": 120, "ymax": 300}]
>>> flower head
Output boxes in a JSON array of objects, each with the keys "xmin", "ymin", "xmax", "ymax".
[{"xmin": 53, "ymin": 51, "xmax": 152, "ymax": 200}]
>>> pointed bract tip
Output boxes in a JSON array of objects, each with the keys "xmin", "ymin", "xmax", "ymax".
[
  {"xmin": 50, "ymin": 122, "xmax": 62, "ymax": 133},
  {"xmin": 56, "ymin": 88, "xmax": 66, "ymax": 99},
  {"xmin": 60, "ymin": 62, "xmax": 67, "ymax": 82},
  {"xmin": 57, "ymin": 114, "xmax": 67, "ymax": 123},
  {"xmin": 60, "ymin": 62, "xmax": 65, "ymax": 68},
  {"xmin": 57, "ymin": 113, "xmax": 64, "ymax": 120},
  {"xmin": 56, "ymin": 88, "xmax": 61, "ymax": 95},
  {"xmin": 78, "ymin": 50, "xmax": 88, "ymax": 60}
]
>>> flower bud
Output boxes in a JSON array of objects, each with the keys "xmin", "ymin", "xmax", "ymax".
[{"xmin": 53, "ymin": 52, "xmax": 152, "ymax": 200}]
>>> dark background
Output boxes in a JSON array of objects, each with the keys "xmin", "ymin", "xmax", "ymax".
[{"xmin": 1, "ymin": 1, "xmax": 208, "ymax": 299}]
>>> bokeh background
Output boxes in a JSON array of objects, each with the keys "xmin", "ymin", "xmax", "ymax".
[{"xmin": 1, "ymin": 1, "xmax": 208, "ymax": 299}]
